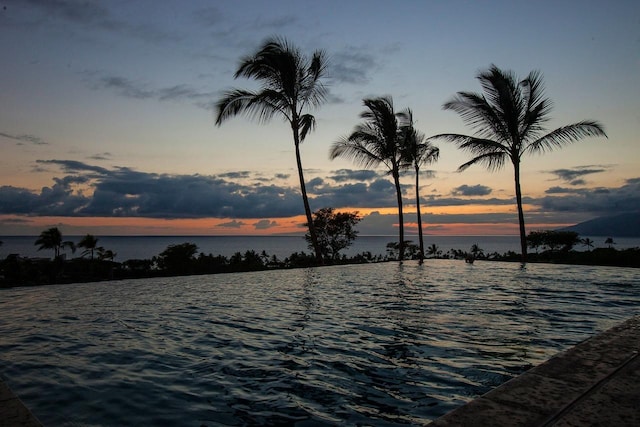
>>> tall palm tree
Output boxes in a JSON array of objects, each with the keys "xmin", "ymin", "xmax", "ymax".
[
  {"xmin": 400, "ymin": 110, "xmax": 439, "ymax": 263},
  {"xmin": 215, "ymin": 37, "xmax": 328, "ymax": 264},
  {"xmin": 330, "ymin": 96, "xmax": 408, "ymax": 261},
  {"xmin": 35, "ymin": 227, "xmax": 75, "ymax": 259},
  {"xmin": 78, "ymin": 234, "xmax": 99, "ymax": 260},
  {"xmin": 433, "ymin": 65, "xmax": 607, "ymax": 262}
]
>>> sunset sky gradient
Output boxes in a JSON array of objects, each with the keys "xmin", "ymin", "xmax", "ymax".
[{"xmin": 0, "ymin": 0, "xmax": 638, "ymax": 236}]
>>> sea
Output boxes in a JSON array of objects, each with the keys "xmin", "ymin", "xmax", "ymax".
[
  {"xmin": 1, "ymin": 260, "xmax": 639, "ymax": 425},
  {"xmin": 1, "ymin": 235, "xmax": 639, "ymax": 261}
]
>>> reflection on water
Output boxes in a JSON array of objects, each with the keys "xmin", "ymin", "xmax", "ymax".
[{"xmin": 1, "ymin": 260, "xmax": 639, "ymax": 426}]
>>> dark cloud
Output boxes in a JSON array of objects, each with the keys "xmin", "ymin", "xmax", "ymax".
[
  {"xmin": 15, "ymin": 0, "xmax": 178, "ymax": 43},
  {"xmin": 549, "ymin": 166, "xmax": 607, "ymax": 183},
  {"xmin": 330, "ymin": 48, "xmax": 377, "ymax": 84},
  {"xmin": 88, "ymin": 74, "xmax": 217, "ymax": 110},
  {"xmin": 254, "ymin": 219, "xmax": 278, "ymax": 230},
  {"xmin": 87, "ymin": 152, "xmax": 112, "ymax": 160},
  {"xmin": 216, "ymin": 220, "xmax": 246, "ymax": 229},
  {"xmin": 36, "ymin": 159, "xmax": 110, "ymax": 175},
  {"xmin": 451, "ymin": 184, "xmax": 492, "ymax": 196},
  {"xmin": 537, "ymin": 179, "xmax": 640, "ymax": 214},
  {"xmin": 3, "ymin": 160, "xmax": 639, "ymax": 223},
  {"xmin": 0, "ymin": 131, "xmax": 47, "ymax": 145},
  {"xmin": 329, "ymin": 169, "xmax": 382, "ymax": 182},
  {"xmin": 219, "ymin": 171, "xmax": 251, "ymax": 179}
]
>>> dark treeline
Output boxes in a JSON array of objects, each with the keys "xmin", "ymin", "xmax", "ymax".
[{"xmin": 1, "ymin": 229, "xmax": 638, "ymax": 289}]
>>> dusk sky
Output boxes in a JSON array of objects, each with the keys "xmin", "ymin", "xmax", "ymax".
[{"xmin": 0, "ymin": 0, "xmax": 637, "ymax": 236}]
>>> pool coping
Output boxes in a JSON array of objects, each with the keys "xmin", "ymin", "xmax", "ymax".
[
  {"xmin": 0, "ymin": 380, "xmax": 42, "ymax": 427},
  {"xmin": 428, "ymin": 315, "xmax": 640, "ymax": 426}
]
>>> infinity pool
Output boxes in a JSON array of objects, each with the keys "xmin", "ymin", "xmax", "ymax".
[{"xmin": 1, "ymin": 260, "xmax": 638, "ymax": 426}]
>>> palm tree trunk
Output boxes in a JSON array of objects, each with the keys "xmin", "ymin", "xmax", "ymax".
[
  {"xmin": 393, "ymin": 167, "xmax": 405, "ymax": 261},
  {"xmin": 293, "ymin": 129, "xmax": 323, "ymax": 265},
  {"xmin": 513, "ymin": 161, "xmax": 528, "ymax": 263},
  {"xmin": 415, "ymin": 165, "xmax": 424, "ymax": 263}
]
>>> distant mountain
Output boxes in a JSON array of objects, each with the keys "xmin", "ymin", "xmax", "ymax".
[{"xmin": 562, "ymin": 212, "xmax": 640, "ymax": 237}]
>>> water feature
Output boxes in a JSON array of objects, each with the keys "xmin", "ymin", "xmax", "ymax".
[{"xmin": 1, "ymin": 260, "xmax": 638, "ymax": 426}]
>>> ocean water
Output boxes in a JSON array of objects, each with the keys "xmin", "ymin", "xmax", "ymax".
[
  {"xmin": 1, "ymin": 260, "xmax": 639, "ymax": 426},
  {"xmin": 2, "ymin": 235, "xmax": 638, "ymax": 261}
]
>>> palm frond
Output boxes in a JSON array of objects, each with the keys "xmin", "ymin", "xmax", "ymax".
[
  {"xmin": 215, "ymin": 89, "xmax": 290, "ymax": 125},
  {"xmin": 299, "ymin": 114, "xmax": 316, "ymax": 141},
  {"xmin": 443, "ymin": 92, "xmax": 510, "ymax": 142},
  {"xmin": 526, "ymin": 121, "xmax": 607, "ymax": 154},
  {"xmin": 457, "ymin": 151, "xmax": 508, "ymax": 172},
  {"xmin": 329, "ymin": 137, "xmax": 384, "ymax": 169}
]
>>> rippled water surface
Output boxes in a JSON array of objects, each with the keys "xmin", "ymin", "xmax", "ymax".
[{"xmin": 1, "ymin": 260, "xmax": 639, "ymax": 426}]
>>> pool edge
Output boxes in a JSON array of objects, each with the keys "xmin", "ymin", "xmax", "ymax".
[
  {"xmin": 0, "ymin": 379, "xmax": 43, "ymax": 427},
  {"xmin": 428, "ymin": 315, "xmax": 640, "ymax": 426}
]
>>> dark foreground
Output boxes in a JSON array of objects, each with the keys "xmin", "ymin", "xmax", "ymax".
[{"xmin": 430, "ymin": 315, "xmax": 640, "ymax": 426}]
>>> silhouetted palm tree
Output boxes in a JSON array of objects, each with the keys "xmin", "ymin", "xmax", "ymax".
[
  {"xmin": 400, "ymin": 110, "xmax": 439, "ymax": 263},
  {"xmin": 426, "ymin": 243, "xmax": 440, "ymax": 258},
  {"xmin": 330, "ymin": 96, "xmax": 408, "ymax": 261},
  {"xmin": 78, "ymin": 234, "xmax": 99, "ymax": 260},
  {"xmin": 581, "ymin": 237, "xmax": 594, "ymax": 251},
  {"xmin": 35, "ymin": 227, "xmax": 75, "ymax": 259},
  {"xmin": 215, "ymin": 37, "xmax": 328, "ymax": 264},
  {"xmin": 433, "ymin": 65, "xmax": 607, "ymax": 262}
]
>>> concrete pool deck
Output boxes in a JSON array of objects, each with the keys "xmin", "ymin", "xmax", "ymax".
[
  {"xmin": 429, "ymin": 315, "xmax": 640, "ymax": 426},
  {"xmin": 1, "ymin": 316, "xmax": 638, "ymax": 426},
  {"xmin": 0, "ymin": 380, "xmax": 42, "ymax": 427}
]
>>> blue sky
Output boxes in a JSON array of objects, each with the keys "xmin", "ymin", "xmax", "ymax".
[{"xmin": 0, "ymin": 0, "xmax": 637, "ymax": 236}]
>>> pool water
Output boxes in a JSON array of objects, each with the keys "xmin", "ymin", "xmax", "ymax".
[{"xmin": 1, "ymin": 260, "xmax": 638, "ymax": 426}]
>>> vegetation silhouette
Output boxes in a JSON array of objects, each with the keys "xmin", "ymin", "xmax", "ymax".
[
  {"xmin": 78, "ymin": 234, "xmax": 99, "ymax": 260},
  {"xmin": 35, "ymin": 227, "xmax": 75, "ymax": 259},
  {"xmin": 432, "ymin": 65, "xmax": 607, "ymax": 263},
  {"xmin": 1, "ymin": 231, "xmax": 638, "ymax": 288},
  {"xmin": 330, "ymin": 96, "xmax": 410, "ymax": 261},
  {"xmin": 304, "ymin": 207, "xmax": 361, "ymax": 262},
  {"xmin": 399, "ymin": 109, "xmax": 440, "ymax": 263},
  {"xmin": 215, "ymin": 36, "xmax": 328, "ymax": 265}
]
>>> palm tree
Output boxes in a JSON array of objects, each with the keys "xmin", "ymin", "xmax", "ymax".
[
  {"xmin": 78, "ymin": 234, "xmax": 99, "ymax": 260},
  {"xmin": 426, "ymin": 243, "xmax": 440, "ymax": 258},
  {"xmin": 215, "ymin": 37, "xmax": 328, "ymax": 264},
  {"xmin": 581, "ymin": 237, "xmax": 594, "ymax": 251},
  {"xmin": 35, "ymin": 227, "xmax": 75, "ymax": 259},
  {"xmin": 433, "ymin": 65, "xmax": 607, "ymax": 262},
  {"xmin": 400, "ymin": 110, "xmax": 439, "ymax": 263},
  {"xmin": 330, "ymin": 96, "xmax": 408, "ymax": 261}
]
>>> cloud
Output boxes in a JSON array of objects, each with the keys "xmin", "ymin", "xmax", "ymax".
[
  {"xmin": 549, "ymin": 166, "xmax": 607, "ymax": 183},
  {"xmin": 536, "ymin": 179, "xmax": 640, "ymax": 214},
  {"xmin": 0, "ymin": 131, "xmax": 48, "ymax": 145},
  {"xmin": 87, "ymin": 152, "xmax": 112, "ymax": 161},
  {"xmin": 330, "ymin": 47, "xmax": 378, "ymax": 84},
  {"xmin": 36, "ymin": 159, "xmax": 110, "ymax": 175},
  {"xmin": 451, "ymin": 184, "xmax": 492, "ymax": 196},
  {"xmin": 329, "ymin": 169, "xmax": 382, "ymax": 182},
  {"xmin": 216, "ymin": 220, "xmax": 247, "ymax": 228},
  {"xmin": 87, "ymin": 73, "xmax": 217, "ymax": 110},
  {"xmin": 254, "ymin": 219, "xmax": 278, "ymax": 230},
  {"xmin": 3, "ymin": 160, "xmax": 639, "ymax": 224},
  {"xmin": 15, "ymin": 0, "xmax": 178, "ymax": 43}
]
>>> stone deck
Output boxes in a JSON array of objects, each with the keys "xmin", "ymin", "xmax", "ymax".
[
  {"xmin": 0, "ymin": 380, "xmax": 42, "ymax": 427},
  {"xmin": 429, "ymin": 315, "xmax": 640, "ymax": 426}
]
